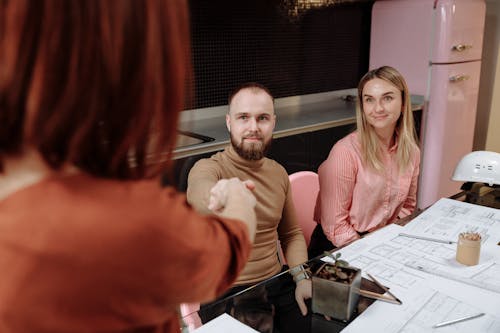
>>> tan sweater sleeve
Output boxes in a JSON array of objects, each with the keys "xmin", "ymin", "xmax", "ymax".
[
  {"xmin": 186, "ymin": 159, "xmax": 220, "ymax": 214},
  {"xmin": 277, "ymin": 178, "xmax": 308, "ymax": 268}
]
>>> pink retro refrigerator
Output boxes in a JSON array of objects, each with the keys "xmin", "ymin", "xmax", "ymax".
[{"xmin": 369, "ymin": 0, "xmax": 486, "ymax": 208}]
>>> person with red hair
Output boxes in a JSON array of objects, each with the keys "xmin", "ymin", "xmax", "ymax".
[{"xmin": 0, "ymin": 1, "xmax": 257, "ymax": 332}]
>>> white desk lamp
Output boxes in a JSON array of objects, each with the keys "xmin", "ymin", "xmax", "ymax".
[{"xmin": 452, "ymin": 151, "xmax": 500, "ymax": 187}]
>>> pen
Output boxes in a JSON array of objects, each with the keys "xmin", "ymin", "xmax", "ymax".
[
  {"xmin": 433, "ymin": 313, "xmax": 485, "ymax": 328},
  {"xmin": 398, "ymin": 233, "xmax": 456, "ymax": 244},
  {"xmin": 358, "ymin": 290, "xmax": 401, "ymax": 305},
  {"xmin": 367, "ymin": 273, "xmax": 402, "ymax": 305}
]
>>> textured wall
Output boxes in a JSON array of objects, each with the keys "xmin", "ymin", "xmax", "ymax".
[{"xmin": 188, "ymin": 0, "xmax": 373, "ymax": 109}]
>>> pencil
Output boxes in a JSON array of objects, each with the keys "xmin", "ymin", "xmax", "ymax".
[
  {"xmin": 398, "ymin": 233, "xmax": 456, "ymax": 244},
  {"xmin": 433, "ymin": 313, "xmax": 485, "ymax": 328},
  {"xmin": 367, "ymin": 273, "xmax": 402, "ymax": 305},
  {"xmin": 358, "ymin": 289, "xmax": 401, "ymax": 305}
]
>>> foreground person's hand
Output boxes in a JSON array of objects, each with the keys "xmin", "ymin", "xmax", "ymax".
[{"xmin": 208, "ymin": 178, "xmax": 257, "ymax": 242}]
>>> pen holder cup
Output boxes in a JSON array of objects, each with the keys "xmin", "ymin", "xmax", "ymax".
[{"xmin": 456, "ymin": 234, "xmax": 481, "ymax": 266}]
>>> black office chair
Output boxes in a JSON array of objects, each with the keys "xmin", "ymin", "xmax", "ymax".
[{"xmin": 163, "ymin": 152, "xmax": 214, "ymax": 192}]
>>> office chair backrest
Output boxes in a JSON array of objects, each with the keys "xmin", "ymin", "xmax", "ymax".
[
  {"xmin": 180, "ymin": 302, "xmax": 201, "ymax": 330},
  {"xmin": 288, "ymin": 171, "xmax": 320, "ymax": 246}
]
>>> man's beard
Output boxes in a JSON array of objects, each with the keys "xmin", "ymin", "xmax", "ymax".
[{"xmin": 231, "ymin": 133, "xmax": 272, "ymax": 161}]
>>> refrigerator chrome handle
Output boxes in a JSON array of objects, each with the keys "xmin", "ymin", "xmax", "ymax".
[
  {"xmin": 451, "ymin": 44, "xmax": 473, "ymax": 52},
  {"xmin": 449, "ymin": 74, "xmax": 470, "ymax": 83}
]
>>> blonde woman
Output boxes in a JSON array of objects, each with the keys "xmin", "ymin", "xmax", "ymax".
[{"xmin": 308, "ymin": 66, "xmax": 420, "ymax": 257}]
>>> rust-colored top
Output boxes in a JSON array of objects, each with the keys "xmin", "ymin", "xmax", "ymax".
[{"xmin": 0, "ymin": 173, "xmax": 250, "ymax": 333}]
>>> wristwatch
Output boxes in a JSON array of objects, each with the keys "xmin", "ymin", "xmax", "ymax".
[{"xmin": 290, "ymin": 264, "xmax": 311, "ymax": 283}]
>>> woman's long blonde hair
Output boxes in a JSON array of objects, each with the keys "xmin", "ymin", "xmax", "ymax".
[{"xmin": 355, "ymin": 66, "xmax": 419, "ymax": 172}]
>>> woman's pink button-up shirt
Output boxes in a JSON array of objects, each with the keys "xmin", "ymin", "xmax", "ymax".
[{"xmin": 315, "ymin": 132, "xmax": 420, "ymax": 247}]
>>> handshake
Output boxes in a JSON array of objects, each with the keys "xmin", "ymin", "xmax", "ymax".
[{"xmin": 208, "ymin": 178, "xmax": 258, "ymax": 242}]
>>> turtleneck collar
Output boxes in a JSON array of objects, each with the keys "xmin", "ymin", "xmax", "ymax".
[{"xmin": 225, "ymin": 144, "xmax": 266, "ymax": 169}]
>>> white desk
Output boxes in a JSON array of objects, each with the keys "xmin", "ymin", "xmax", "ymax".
[{"xmin": 327, "ymin": 198, "xmax": 500, "ymax": 332}]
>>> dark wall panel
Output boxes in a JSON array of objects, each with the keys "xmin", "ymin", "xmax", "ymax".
[{"xmin": 189, "ymin": 0, "xmax": 374, "ymax": 109}]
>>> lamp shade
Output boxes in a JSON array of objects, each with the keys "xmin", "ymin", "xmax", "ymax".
[{"xmin": 452, "ymin": 151, "xmax": 500, "ymax": 186}]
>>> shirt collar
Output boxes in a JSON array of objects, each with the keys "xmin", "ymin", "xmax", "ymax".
[{"xmin": 388, "ymin": 134, "xmax": 399, "ymax": 153}]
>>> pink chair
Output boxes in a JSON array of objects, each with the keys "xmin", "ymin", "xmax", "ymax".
[
  {"xmin": 288, "ymin": 171, "xmax": 320, "ymax": 246},
  {"xmin": 180, "ymin": 302, "xmax": 201, "ymax": 330}
]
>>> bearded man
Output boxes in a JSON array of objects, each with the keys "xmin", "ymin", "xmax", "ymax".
[{"xmin": 187, "ymin": 82, "xmax": 311, "ymax": 333}]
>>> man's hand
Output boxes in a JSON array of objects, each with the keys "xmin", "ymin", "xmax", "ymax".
[
  {"xmin": 206, "ymin": 178, "xmax": 257, "ymax": 242},
  {"xmin": 294, "ymin": 278, "xmax": 312, "ymax": 316},
  {"xmin": 208, "ymin": 178, "xmax": 256, "ymax": 212}
]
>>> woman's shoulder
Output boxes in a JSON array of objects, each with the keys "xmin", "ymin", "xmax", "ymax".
[
  {"xmin": 318, "ymin": 132, "xmax": 361, "ymax": 171},
  {"xmin": 331, "ymin": 132, "xmax": 360, "ymax": 155},
  {"xmin": 1, "ymin": 173, "xmax": 182, "ymax": 225}
]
